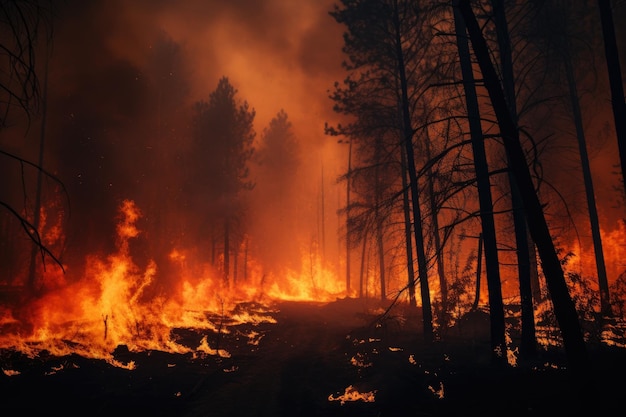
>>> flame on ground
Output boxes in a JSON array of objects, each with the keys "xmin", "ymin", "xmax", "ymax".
[
  {"xmin": 0, "ymin": 200, "xmax": 345, "ymax": 367},
  {"xmin": 328, "ymin": 385, "xmax": 376, "ymax": 405}
]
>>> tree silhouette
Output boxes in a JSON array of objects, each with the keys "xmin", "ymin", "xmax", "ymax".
[
  {"xmin": 453, "ymin": 0, "xmax": 506, "ymax": 364},
  {"xmin": 329, "ymin": 0, "xmax": 438, "ymax": 341},
  {"xmin": 252, "ymin": 109, "xmax": 301, "ymax": 272},
  {"xmin": 598, "ymin": 0, "xmax": 626, "ymax": 198},
  {"xmin": 190, "ymin": 77, "xmax": 255, "ymax": 286},
  {"xmin": 0, "ymin": 0, "xmax": 64, "ymax": 290},
  {"xmin": 490, "ymin": 0, "xmax": 539, "ymax": 359},
  {"xmin": 457, "ymin": 0, "xmax": 589, "ymax": 373}
]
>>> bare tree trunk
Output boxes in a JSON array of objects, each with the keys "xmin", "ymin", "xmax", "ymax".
[
  {"xmin": 244, "ymin": 236, "xmax": 248, "ymax": 281},
  {"xmin": 28, "ymin": 49, "xmax": 50, "ymax": 295},
  {"xmin": 400, "ymin": 136, "xmax": 417, "ymax": 307},
  {"xmin": 454, "ymin": 3, "xmax": 507, "ymax": 363},
  {"xmin": 563, "ymin": 49, "xmax": 612, "ymax": 318},
  {"xmin": 211, "ymin": 230, "xmax": 216, "ymax": 266},
  {"xmin": 359, "ymin": 229, "xmax": 367, "ymax": 298},
  {"xmin": 472, "ymin": 233, "xmax": 482, "ymax": 311},
  {"xmin": 392, "ymin": 0, "xmax": 433, "ymax": 342},
  {"xmin": 374, "ymin": 148, "xmax": 386, "ymax": 301},
  {"xmin": 346, "ymin": 140, "xmax": 352, "ymax": 295},
  {"xmin": 424, "ymin": 133, "xmax": 447, "ymax": 321},
  {"xmin": 320, "ymin": 163, "xmax": 326, "ymax": 262},
  {"xmin": 233, "ymin": 235, "xmax": 239, "ymax": 285},
  {"xmin": 598, "ymin": 0, "xmax": 626, "ymax": 198},
  {"xmin": 376, "ymin": 216, "xmax": 386, "ymax": 301},
  {"xmin": 491, "ymin": 0, "xmax": 538, "ymax": 359},
  {"xmin": 223, "ymin": 218, "xmax": 230, "ymax": 287},
  {"xmin": 458, "ymin": 0, "xmax": 589, "ymax": 372}
]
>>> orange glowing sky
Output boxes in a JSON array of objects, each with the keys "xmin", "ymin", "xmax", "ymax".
[
  {"xmin": 20, "ymin": 0, "xmax": 354, "ymax": 273},
  {"xmin": 52, "ymin": 0, "xmax": 346, "ymax": 140}
]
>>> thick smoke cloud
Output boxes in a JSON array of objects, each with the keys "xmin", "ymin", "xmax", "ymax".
[{"xmin": 30, "ymin": 0, "xmax": 347, "ymax": 277}]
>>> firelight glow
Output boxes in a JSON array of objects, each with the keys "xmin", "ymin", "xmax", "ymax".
[{"xmin": 0, "ymin": 199, "xmax": 347, "ymax": 367}]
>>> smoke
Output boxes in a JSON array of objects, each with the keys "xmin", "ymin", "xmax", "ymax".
[
  {"xmin": 12, "ymin": 0, "xmax": 624, "ymax": 293},
  {"xmin": 9, "ymin": 0, "xmax": 347, "ymax": 282}
]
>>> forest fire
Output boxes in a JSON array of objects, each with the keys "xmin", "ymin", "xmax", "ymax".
[
  {"xmin": 0, "ymin": 199, "xmax": 353, "ymax": 369},
  {"xmin": 2, "ymin": 0, "xmax": 626, "ymax": 415}
]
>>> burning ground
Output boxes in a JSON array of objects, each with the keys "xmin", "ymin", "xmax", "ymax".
[
  {"xmin": 1, "ymin": 196, "xmax": 625, "ymax": 415},
  {"xmin": 3, "ymin": 297, "xmax": 626, "ymax": 416},
  {"xmin": 1, "ymin": 199, "xmax": 625, "ymax": 415}
]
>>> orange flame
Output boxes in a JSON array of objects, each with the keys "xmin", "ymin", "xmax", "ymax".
[{"xmin": 0, "ymin": 199, "xmax": 347, "ymax": 367}]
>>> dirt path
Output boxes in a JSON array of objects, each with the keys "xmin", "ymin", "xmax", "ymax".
[{"xmin": 183, "ymin": 299, "xmax": 379, "ymax": 417}]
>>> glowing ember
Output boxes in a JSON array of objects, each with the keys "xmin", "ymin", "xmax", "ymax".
[
  {"xmin": 328, "ymin": 385, "xmax": 376, "ymax": 405},
  {"xmin": 2, "ymin": 369, "xmax": 20, "ymax": 377},
  {"xmin": 428, "ymin": 382, "xmax": 445, "ymax": 399},
  {"xmin": 350, "ymin": 352, "xmax": 372, "ymax": 368},
  {"xmin": 195, "ymin": 335, "xmax": 231, "ymax": 358}
]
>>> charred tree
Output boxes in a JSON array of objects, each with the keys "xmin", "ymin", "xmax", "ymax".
[
  {"xmin": 491, "ymin": 0, "xmax": 538, "ymax": 359},
  {"xmin": 598, "ymin": 0, "xmax": 626, "ymax": 198},
  {"xmin": 401, "ymin": 141, "xmax": 417, "ymax": 306},
  {"xmin": 224, "ymin": 218, "xmax": 230, "ymax": 285},
  {"xmin": 457, "ymin": 0, "xmax": 589, "ymax": 372},
  {"xmin": 391, "ymin": 0, "xmax": 433, "ymax": 342},
  {"xmin": 453, "ymin": 2, "xmax": 507, "ymax": 363},
  {"xmin": 359, "ymin": 227, "xmax": 368, "ymax": 298},
  {"xmin": 472, "ymin": 233, "xmax": 483, "ymax": 311},
  {"xmin": 374, "ymin": 138, "xmax": 387, "ymax": 301},
  {"xmin": 27, "ymin": 45, "xmax": 50, "ymax": 294},
  {"xmin": 328, "ymin": 0, "xmax": 435, "ymax": 341},
  {"xmin": 376, "ymin": 209, "xmax": 386, "ymax": 300},
  {"xmin": 562, "ymin": 48, "xmax": 612, "ymax": 318},
  {"xmin": 424, "ymin": 132, "xmax": 447, "ymax": 320},
  {"xmin": 346, "ymin": 139, "xmax": 353, "ymax": 295}
]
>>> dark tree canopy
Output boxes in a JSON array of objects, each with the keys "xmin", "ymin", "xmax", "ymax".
[
  {"xmin": 191, "ymin": 76, "xmax": 255, "ymax": 216},
  {"xmin": 257, "ymin": 109, "xmax": 299, "ymax": 178}
]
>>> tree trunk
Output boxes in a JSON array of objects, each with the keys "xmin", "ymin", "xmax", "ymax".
[
  {"xmin": 491, "ymin": 0, "xmax": 538, "ymax": 359},
  {"xmin": 377, "ymin": 216, "xmax": 386, "ymax": 301},
  {"xmin": 233, "ymin": 236, "xmax": 239, "ymax": 284},
  {"xmin": 563, "ymin": 49, "xmax": 612, "ymax": 318},
  {"xmin": 211, "ymin": 231, "xmax": 216, "ymax": 266},
  {"xmin": 454, "ymin": 3, "xmax": 507, "ymax": 363},
  {"xmin": 359, "ymin": 230, "xmax": 367, "ymax": 298},
  {"xmin": 392, "ymin": 0, "xmax": 433, "ymax": 342},
  {"xmin": 425, "ymin": 133, "xmax": 447, "ymax": 322},
  {"xmin": 374, "ymin": 147, "xmax": 386, "ymax": 301},
  {"xmin": 27, "ymin": 50, "xmax": 50, "ymax": 296},
  {"xmin": 458, "ymin": 0, "xmax": 589, "ymax": 372},
  {"xmin": 320, "ymin": 163, "xmax": 326, "ymax": 262},
  {"xmin": 223, "ymin": 218, "xmax": 230, "ymax": 286},
  {"xmin": 346, "ymin": 140, "xmax": 352, "ymax": 295},
  {"xmin": 598, "ymin": 0, "xmax": 626, "ymax": 197},
  {"xmin": 472, "ymin": 233, "xmax": 483, "ymax": 311},
  {"xmin": 400, "ymin": 136, "xmax": 417, "ymax": 307},
  {"xmin": 244, "ymin": 236, "xmax": 248, "ymax": 281}
]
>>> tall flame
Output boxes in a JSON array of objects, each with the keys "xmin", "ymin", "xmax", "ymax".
[{"xmin": 0, "ymin": 199, "xmax": 348, "ymax": 367}]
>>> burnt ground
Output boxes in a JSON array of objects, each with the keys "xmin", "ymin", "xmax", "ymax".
[{"xmin": 1, "ymin": 297, "xmax": 626, "ymax": 416}]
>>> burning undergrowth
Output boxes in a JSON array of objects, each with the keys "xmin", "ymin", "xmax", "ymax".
[
  {"xmin": 0, "ymin": 199, "xmax": 299, "ymax": 370},
  {"xmin": 2, "ymin": 200, "xmax": 626, "ymax": 416},
  {"xmin": 2, "ymin": 293, "xmax": 626, "ymax": 416}
]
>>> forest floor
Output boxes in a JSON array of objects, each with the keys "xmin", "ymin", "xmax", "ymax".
[{"xmin": 1, "ymin": 297, "xmax": 626, "ymax": 416}]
